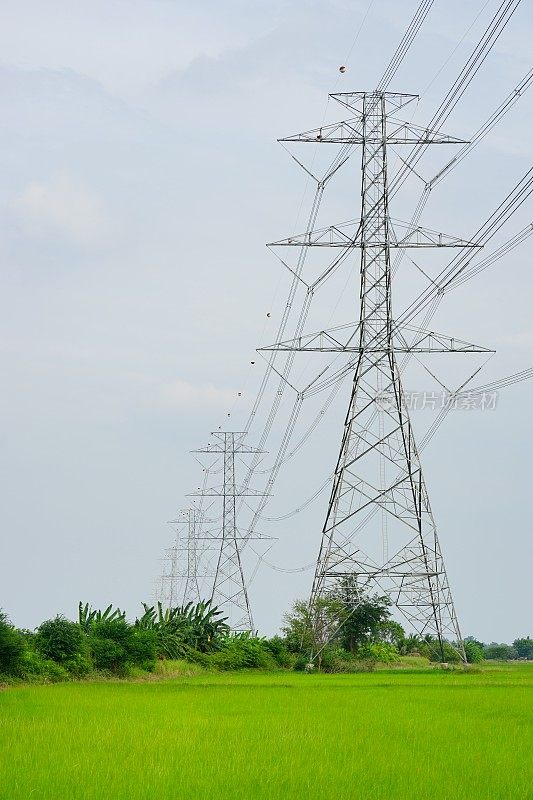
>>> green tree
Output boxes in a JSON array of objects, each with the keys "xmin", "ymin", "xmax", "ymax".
[
  {"xmin": 36, "ymin": 616, "xmax": 84, "ymax": 664},
  {"xmin": 88, "ymin": 618, "xmax": 156, "ymax": 673},
  {"xmin": 513, "ymin": 637, "xmax": 533, "ymax": 660},
  {"xmin": 282, "ymin": 585, "xmax": 393, "ymax": 668},
  {"xmin": 378, "ymin": 620, "xmax": 406, "ymax": 649},
  {"xmin": 331, "ymin": 578, "xmax": 391, "ymax": 653},
  {"xmin": 483, "ymin": 643, "xmax": 517, "ymax": 660},
  {"xmin": 0, "ymin": 611, "xmax": 25, "ymax": 675},
  {"xmin": 463, "ymin": 639, "xmax": 484, "ymax": 663},
  {"xmin": 281, "ymin": 597, "xmax": 343, "ymax": 661}
]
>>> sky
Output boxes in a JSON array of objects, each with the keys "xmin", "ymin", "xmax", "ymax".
[{"xmin": 0, "ymin": 0, "xmax": 532, "ymax": 642}]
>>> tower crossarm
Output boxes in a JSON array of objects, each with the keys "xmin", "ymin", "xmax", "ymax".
[
  {"xmin": 268, "ymin": 219, "xmax": 480, "ymax": 249},
  {"xmin": 279, "ymin": 120, "xmax": 468, "ymax": 145},
  {"xmin": 259, "ymin": 323, "xmax": 493, "ymax": 354},
  {"xmin": 193, "ymin": 431, "xmax": 265, "ymax": 455},
  {"xmin": 187, "ymin": 487, "xmax": 269, "ymax": 497},
  {"xmin": 279, "ymin": 90, "xmax": 466, "ymax": 145},
  {"xmin": 330, "ymin": 91, "xmax": 419, "ymax": 113}
]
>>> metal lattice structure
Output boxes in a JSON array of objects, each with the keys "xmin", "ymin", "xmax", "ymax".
[
  {"xmin": 191, "ymin": 432, "xmax": 270, "ymax": 631},
  {"xmin": 159, "ymin": 508, "xmax": 206, "ymax": 607},
  {"xmin": 269, "ymin": 92, "xmax": 486, "ymax": 660}
]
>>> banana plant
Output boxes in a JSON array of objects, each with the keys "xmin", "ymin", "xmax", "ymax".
[
  {"xmin": 135, "ymin": 600, "xmax": 229, "ymax": 656},
  {"xmin": 78, "ymin": 602, "xmax": 125, "ymax": 632}
]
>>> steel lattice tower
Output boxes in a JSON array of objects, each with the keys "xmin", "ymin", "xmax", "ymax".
[
  {"xmin": 266, "ymin": 91, "xmax": 491, "ymax": 660},
  {"xmin": 160, "ymin": 508, "xmax": 206, "ymax": 607},
  {"xmin": 192, "ymin": 432, "xmax": 269, "ymax": 631}
]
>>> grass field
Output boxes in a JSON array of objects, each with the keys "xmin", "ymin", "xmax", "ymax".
[{"xmin": 1, "ymin": 664, "xmax": 531, "ymax": 799}]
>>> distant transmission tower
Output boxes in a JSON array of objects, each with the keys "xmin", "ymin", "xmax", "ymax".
[
  {"xmin": 268, "ymin": 92, "xmax": 491, "ymax": 660},
  {"xmin": 159, "ymin": 508, "xmax": 206, "ymax": 607},
  {"xmin": 191, "ymin": 432, "xmax": 270, "ymax": 631}
]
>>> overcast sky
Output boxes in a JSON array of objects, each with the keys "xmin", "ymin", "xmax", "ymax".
[{"xmin": 1, "ymin": 0, "xmax": 532, "ymax": 642}]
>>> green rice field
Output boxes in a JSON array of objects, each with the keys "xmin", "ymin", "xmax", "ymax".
[{"xmin": 1, "ymin": 664, "xmax": 531, "ymax": 800}]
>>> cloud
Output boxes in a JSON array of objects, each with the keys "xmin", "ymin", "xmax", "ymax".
[
  {"xmin": 159, "ymin": 379, "xmax": 236, "ymax": 411},
  {"xmin": 12, "ymin": 174, "xmax": 106, "ymax": 245}
]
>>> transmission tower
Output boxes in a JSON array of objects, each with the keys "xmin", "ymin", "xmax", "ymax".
[
  {"xmin": 191, "ymin": 432, "xmax": 270, "ymax": 631},
  {"xmin": 267, "ymin": 91, "xmax": 492, "ymax": 660},
  {"xmin": 159, "ymin": 508, "xmax": 208, "ymax": 607}
]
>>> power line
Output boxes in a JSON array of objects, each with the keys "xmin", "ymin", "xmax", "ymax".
[
  {"xmin": 377, "ymin": 0, "xmax": 435, "ymax": 91},
  {"xmin": 236, "ymin": 0, "xmax": 442, "ymax": 544},
  {"xmin": 388, "ymin": 0, "xmax": 523, "ymax": 198}
]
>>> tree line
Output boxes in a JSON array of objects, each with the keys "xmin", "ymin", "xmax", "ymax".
[{"xmin": 1, "ymin": 585, "xmax": 531, "ymax": 682}]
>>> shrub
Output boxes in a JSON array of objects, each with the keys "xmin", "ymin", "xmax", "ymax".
[
  {"xmin": 89, "ymin": 637, "xmax": 126, "ymax": 672},
  {"xmin": 91, "ymin": 618, "xmax": 131, "ymax": 647},
  {"xmin": 317, "ymin": 647, "xmax": 379, "ymax": 673},
  {"xmin": 419, "ymin": 638, "xmax": 462, "ymax": 663},
  {"xmin": 89, "ymin": 619, "xmax": 156, "ymax": 673},
  {"xmin": 174, "ymin": 645, "xmax": 209, "ymax": 667},
  {"xmin": 0, "ymin": 612, "xmax": 26, "ymax": 676},
  {"xmin": 319, "ymin": 645, "xmax": 349, "ymax": 672},
  {"xmin": 263, "ymin": 636, "xmax": 294, "ymax": 668},
  {"xmin": 357, "ymin": 641, "xmax": 400, "ymax": 664},
  {"xmin": 127, "ymin": 630, "xmax": 157, "ymax": 671},
  {"xmin": 293, "ymin": 654, "xmax": 310, "ymax": 672},
  {"xmin": 18, "ymin": 649, "xmax": 69, "ymax": 682},
  {"xmin": 63, "ymin": 653, "xmax": 92, "ymax": 676},
  {"xmin": 35, "ymin": 616, "xmax": 84, "ymax": 665},
  {"xmin": 464, "ymin": 640, "xmax": 484, "ymax": 664},
  {"xmin": 210, "ymin": 636, "xmax": 276, "ymax": 670}
]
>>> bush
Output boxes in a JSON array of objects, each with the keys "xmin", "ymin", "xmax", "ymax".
[
  {"xmin": 210, "ymin": 636, "xmax": 276, "ymax": 670},
  {"xmin": 317, "ymin": 647, "xmax": 380, "ymax": 673},
  {"xmin": 357, "ymin": 641, "xmax": 400, "ymax": 664},
  {"xmin": 293, "ymin": 654, "xmax": 310, "ymax": 672},
  {"xmin": 180, "ymin": 646, "xmax": 212, "ymax": 668},
  {"xmin": 63, "ymin": 653, "xmax": 92, "ymax": 676},
  {"xmin": 319, "ymin": 645, "xmax": 350, "ymax": 672},
  {"xmin": 89, "ymin": 619, "xmax": 156, "ymax": 673},
  {"xmin": 89, "ymin": 637, "xmax": 127, "ymax": 672},
  {"xmin": 464, "ymin": 640, "xmax": 484, "ymax": 664},
  {"xmin": 419, "ymin": 638, "xmax": 462, "ymax": 663},
  {"xmin": 91, "ymin": 618, "xmax": 131, "ymax": 648},
  {"xmin": 0, "ymin": 612, "xmax": 26, "ymax": 676},
  {"xmin": 35, "ymin": 616, "xmax": 84, "ymax": 664},
  {"xmin": 127, "ymin": 630, "xmax": 157, "ymax": 671},
  {"xmin": 263, "ymin": 636, "xmax": 294, "ymax": 668},
  {"xmin": 17, "ymin": 649, "xmax": 69, "ymax": 682}
]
